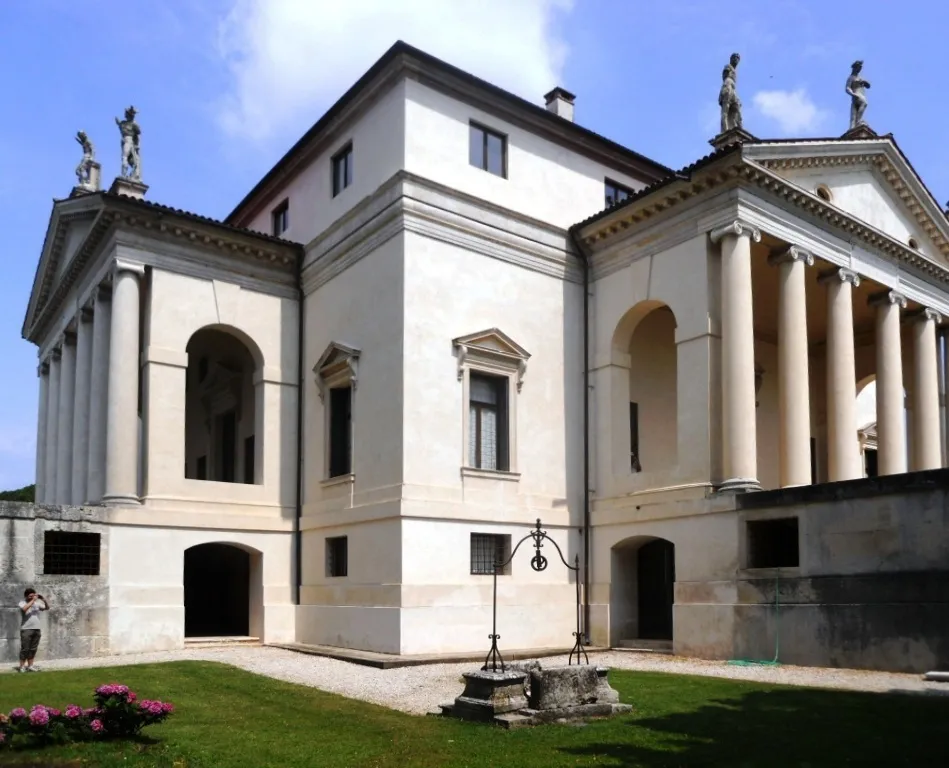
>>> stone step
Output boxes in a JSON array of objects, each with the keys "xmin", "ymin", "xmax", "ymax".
[
  {"xmin": 184, "ymin": 636, "xmax": 260, "ymax": 648},
  {"xmin": 615, "ymin": 639, "xmax": 673, "ymax": 654},
  {"xmin": 924, "ymin": 671, "xmax": 949, "ymax": 683}
]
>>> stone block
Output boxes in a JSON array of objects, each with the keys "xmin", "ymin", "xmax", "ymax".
[
  {"xmin": 596, "ymin": 666, "xmax": 620, "ymax": 703},
  {"xmin": 451, "ymin": 670, "xmax": 528, "ymax": 722},
  {"xmin": 528, "ymin": 665, "xmax": 598, "ymax": 710}
]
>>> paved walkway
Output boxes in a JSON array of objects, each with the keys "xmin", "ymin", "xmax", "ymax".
[{"xmin": 7, "ymin": 646, "xmax": 948, "ymax": 715}]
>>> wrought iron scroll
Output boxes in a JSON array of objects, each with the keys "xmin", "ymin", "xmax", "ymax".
[{"xmin": 482, "ymin": 518, "xmax": 588, "ymax": 672}]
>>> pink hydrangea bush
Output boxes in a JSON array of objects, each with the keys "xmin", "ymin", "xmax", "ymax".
[{"xmin": 1, "ymin": 683, "xmax": 173, "ymax": 749}]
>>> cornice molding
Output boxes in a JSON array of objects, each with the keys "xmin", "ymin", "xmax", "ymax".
[{"xmin": 301, "ymin": 171, "xmax": 578, "ymax": 295}]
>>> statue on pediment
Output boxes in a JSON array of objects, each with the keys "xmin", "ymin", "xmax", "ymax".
[
  {"xmin": 719, "ymin": 53, "xmax": 743, "ymax": 134},
  {"xmin": 74, "ymin": 131, "xmax": 98, "ymax": 190},
  {"xmin": 846, "ymin": 60, "xmax": 871, "ymax": 130},
  {"xmin": 115, "ymin": 106, "xmax": 142, "ymax": 181}
]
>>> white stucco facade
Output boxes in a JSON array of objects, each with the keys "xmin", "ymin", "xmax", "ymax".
[{"xmin": 14, "ymin": 41, "xmax": 949, "ymax": 667}]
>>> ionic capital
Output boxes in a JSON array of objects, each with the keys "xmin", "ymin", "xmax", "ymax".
[
  {"xmin": 79, "ymin": 304, "xmax": 94, "ymax": 322},
  {"xmin": 37, "ymin": 361, "xmax": 49, "ymax": 377},
  {"xmin": 869, "ymin": 290, "xmax": 907, "ymax": 309},
  {"xmin": 710, "ymin": 219, "xmax": 761, "ymax": 245},
  {"xmin": 58, "ymin": 329, "xmax": 78, "ymax": 347},
  {"xmin": 818, "ymin": 267, "xmax": 861, "ymax": 287},
  {"xmin": 905, "ymin": 307, "xmax": 943, "ymax": 325},
  {"xmin": 113, "ymin": 258, "xmax": 146, "ymax": 278},
  {"xmin": 768, "ymin": 245, "xmax": 814, "ymax": 268}
]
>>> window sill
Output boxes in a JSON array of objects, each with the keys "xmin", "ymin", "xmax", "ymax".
[
  {"xmin": 739, "ymin": 566, "xmax": 801, "ymax": 577},
  {"xmin": 321, "ymin": 473, "xmax": 354, "ymax": 489},
  {"xmin": 461, "ymin": 467, "xmax": 521, "ymax": 482}
]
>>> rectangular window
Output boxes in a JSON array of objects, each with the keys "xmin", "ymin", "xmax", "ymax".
[
  {"xmin": 469, "ymin": 122, "xmax": 506, "ymax": 178},
  {"xmin": 271, "ymin": 199, "xmax": 289, "ymax": 236},
  {"xmin": 630, "ymin": 401, "xmax": 641, "ymax": 472},
  {"xmin": 469, "ymin": 373, "xmax": 509, "ymax": 471},
  {"xmin": 470, "ymin": 533, "xmax": 512, "ymax": 575},
  {"xmin": 244, "ymin": 435, "xmax": 255, "ymax": 485},
  {"xmin": 329, "ymin": 385, "xmax": 352, "ymax": 478},
  {"xmin": 43, "ymin": 531, "xmax": 101, "ymax": 576},
  {"xmin": 864, "ymin": 447, "xmax": 878, "ymax": 478},
  {"xmin": 747, "ymin": 518, "xmax": 799, "ymax": 568},
  {"xmin": 332, "ymin": 143, "xmax": 353, "ymax": 197},
  {"xmin": 326, "ymin": 536, "xmax": 348, "ymax": 577},
  {"xmin": 605, "ymin": 179, "xmax": 634, "ymax": 208}
]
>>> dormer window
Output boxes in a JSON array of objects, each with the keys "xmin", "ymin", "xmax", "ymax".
[{"xmin": 605, "ymin": 179, "xmax": 634, "ymax": 208}]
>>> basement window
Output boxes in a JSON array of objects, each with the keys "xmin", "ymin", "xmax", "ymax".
[
  {"xmin": 326, "ymin": 536, "xmax": 348, "ymax": 578},
  {"xmin": 470, "ymin": 533, "xmax": 512, "ymax": 575},
  {"xmin": 747, "ymin": 518, "xmax": 799, "ymax": 568},
  {"xmin": 43, "ymin": 531, "xmax": 101, "ymax": 575}
]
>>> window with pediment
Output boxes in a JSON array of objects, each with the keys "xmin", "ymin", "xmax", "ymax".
[
  {"xmin": 453, "ymin": 329, "xmax": 529, "ymax": 477},
  {"xmin": 314, "ymin": 342, "xmax": 360, "ymax": 480}
]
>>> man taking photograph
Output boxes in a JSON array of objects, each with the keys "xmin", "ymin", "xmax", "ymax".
[{"xmin": 17, "ymin": 588, "xmax": 50, "ymax": 672}]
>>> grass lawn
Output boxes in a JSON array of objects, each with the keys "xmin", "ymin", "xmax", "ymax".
[{"xmin": 1, "ymin": 661, "xmax": 947, "ymax": 767}]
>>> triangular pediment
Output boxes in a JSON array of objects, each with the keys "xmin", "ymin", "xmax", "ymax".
[
  {"xmin": 452, "ymin": 328, "xmax": 530, "ymax": 360},
  {"xmin": 744, "ymin": 138, "xmax": 949, "ymax": 265},
  {"xmin": 22, "ymin": 193, "xmax": 105, "ymax": 342}
]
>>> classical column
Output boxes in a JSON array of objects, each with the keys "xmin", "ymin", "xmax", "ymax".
[
  {"xmin": 55, "ymin": 331, "xmax": 77, "ymax": 503},
  {"xmin": 70, "ymin": 306, "xmax": 94, "ymax": 504},
  {"xmin": 769, "ymin": 246, "xmax": 814, "ymax": 487},
  {"xmin": 712, "ymin": 220, "xmax": 761, "ymax": 491},
  {"xmin": 909, "ymin": 308, "xmax": 942, "ymax": 470},
  {"xmin": 34, "ymin": 362, "xmax": 50, "ymax": 504},
  {"xmin": 942, "ymin": 328, "xmax": 949, "ymax": 466},
  {"xmin": 44, "ymin": 348, "xmax": 62, "ymax": 502},
  {"xmin": 87, "ymin": 287, "xmax": 111, "ymax": 504},
  {"xmin": 820, "ymin": 268, "xmax": 862, "ymax": 481},
  {"xmin": 871, "ymin": 290, "xmax": 908, "ymax": 475},
  {"xmin": 104, "ymin": 260, "xmax": 145, "ymax": 505}
]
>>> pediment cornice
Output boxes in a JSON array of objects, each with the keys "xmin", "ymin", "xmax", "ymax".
[
  {"xmin": 23, "ymin": 193, "xmax": 302, "ymax": 345},
  {"xmin": 746, "ymin": 141, "xmax": 949, "ymax": 260},
  {"xmin": 577, "ymin": 151, "xmax": 949, "ymax": 287}
]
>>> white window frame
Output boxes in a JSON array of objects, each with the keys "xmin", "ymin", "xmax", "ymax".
[
  {"xmin": 313, "ymin": 341, "xmax": 360, "ymax": 483},
  {"xmin": 453, "ymin": 328, "xmax": 529, "ymax": 478}
]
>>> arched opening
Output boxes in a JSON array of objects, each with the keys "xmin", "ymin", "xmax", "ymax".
[
  {"xmin": 184, "ymin": 327, "xmax": 262, "ymax": 484},
  {"xmin": 183, "ymin": 543, "xmax": 262, "ymax": 638},
  {"xmin": 610, "ymin": 537, "xmax": 676, "ymax": 647},
  {"xmin": 614, "ymin": 303, "xmax": 678, "ymax": 474},
  {"xmin": 855, "ymin": 375, "xmax": 909, "ymax": 476}
]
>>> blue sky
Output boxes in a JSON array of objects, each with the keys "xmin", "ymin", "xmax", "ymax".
[{"xmin": 1, "ymin": 1, "xmax": 947, "ymax": 489}]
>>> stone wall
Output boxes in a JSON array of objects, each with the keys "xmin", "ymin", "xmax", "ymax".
[
  {"xmin": 1, "ymin": 502, "xmax": 110, "ymax": 664},
  {"xmin": 735, "ymin": 469, "xmax": 949, "ymax": 673}
]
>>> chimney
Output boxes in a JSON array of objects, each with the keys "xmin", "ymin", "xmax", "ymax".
[{"xmin": 544, "ymin": 87, "xmax": 576, "ymax": 122}]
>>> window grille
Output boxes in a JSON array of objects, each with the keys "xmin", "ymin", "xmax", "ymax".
[
  {"xmin": 43, "ymin": 531, "xmax": 101, "ymax": 575},
  {"xmin": 470, "ymin": 533, "xmax": 511, "ymax": 575}
]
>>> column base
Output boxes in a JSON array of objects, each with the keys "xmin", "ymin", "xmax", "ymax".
[
  {"xmin": 101, "ymin": 494, "xmax": 142, "ymax": 507},
  {"xmin": 717, "ymin": 478, "xmax": 761, "ymax": 493}
]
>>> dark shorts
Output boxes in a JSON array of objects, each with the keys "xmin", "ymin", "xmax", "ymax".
[{"xmin": 19, "ymin": 629, "xmax": 41, "ymax": 661}]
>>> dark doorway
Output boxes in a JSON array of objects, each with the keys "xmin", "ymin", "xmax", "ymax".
[
  {"xmin": 184, "ymin": 543, "xmax": 250, "ymax": 637},
  {"xmin": 637, "ymin": 539, "xmax": 675, "ymax": 640}
]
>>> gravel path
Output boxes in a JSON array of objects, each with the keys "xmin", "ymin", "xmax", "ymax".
[{"xmin": 8, "ymin": 646, "xmax": 948, "ymax": 715}]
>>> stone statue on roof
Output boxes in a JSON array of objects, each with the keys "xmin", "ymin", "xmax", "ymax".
[
  {"xmin": 115, "ymin": 106, "xmax": 142, "ymax": 181},
  {"xmin": 74, "ymin": 131, "xmax": 98, "ymax": 190},
  {"xmin": 846, "ymin": 60, "xmax": 871, "ymax": 130},
  {"xmin": 719, "ymin": 53, "xmax": 743, "ymax": 134}
]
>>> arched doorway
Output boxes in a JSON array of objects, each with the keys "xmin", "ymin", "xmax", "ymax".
[
  {"xmin": 611, "ymin": 537, "xmax": 676, "ymax": 646},
  {"xmin": 184, "ymin": 327, "xmax": 262, "ymax": 484},
  {"xmin": 184, "ymin": 543, "xmax": 258, "ymax": 638}
]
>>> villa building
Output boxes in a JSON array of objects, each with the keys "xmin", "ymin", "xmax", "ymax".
[{"xmin": 6, "ymin": 41, "xmax": 949, "ymax": 672}]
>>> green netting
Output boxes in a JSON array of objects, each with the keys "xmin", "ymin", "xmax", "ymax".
[{"xmin": 727, "ymin": 574, "xmax": 781, "ymax": 667}]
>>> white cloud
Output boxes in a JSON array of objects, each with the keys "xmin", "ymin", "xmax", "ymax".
[
  {"xmin": 752, "ymin": 88, "xmax": 827, "ymax": 135},
  {"xmin": 216, "ymin": 0, "xmax": 575, "ymax": 144}
]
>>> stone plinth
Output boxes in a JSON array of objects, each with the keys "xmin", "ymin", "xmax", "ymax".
[
  {"xmin": 442, "ymin": 663, "xmax": 630, "ymax": 728},
  {"xmin": 709, "ymin": 126, "xmax": 757, "ymax": 150},
  {"xmin": 446, "ymin": 670, "xmax": 528, "ymax": 722},
  {"xmin": 109, "ymin": 176, "xmax": 148, "ymax": 199}
]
